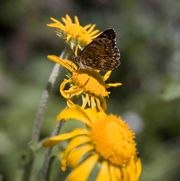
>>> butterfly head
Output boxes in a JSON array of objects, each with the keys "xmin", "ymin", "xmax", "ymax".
[
  {"xmin": 72, "ymin": 56, "xmax": 87, "ymax": 69},
  {"xmin": 72, "ymin": 56, "xmax": 80, "ymax": 64}
]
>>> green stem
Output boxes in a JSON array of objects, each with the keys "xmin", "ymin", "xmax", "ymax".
[
  {"xmin": 21, "ymin": 47, "xmax": 70, "ymax": 181},
  {"xmin": 38, "ymin": 121, "xmax": 64, "ymax": 181},
  {"xmin": 32, "ymin": 50, "xmax": 68, "ymax": 142}
]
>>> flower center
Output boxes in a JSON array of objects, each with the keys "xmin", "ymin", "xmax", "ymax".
[
  {"xmin": 91, "ymin": 115, "xmax": 136, "ymax": 166},
  {"xmin": 72, "ymin": 69, "xmax": 109, "ymax": 97},
  {"xmin": 66, "ymin": 24, "xmax": 92, "ymax": 46}
]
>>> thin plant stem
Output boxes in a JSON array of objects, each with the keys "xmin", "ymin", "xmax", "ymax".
[
  {"xmin": 0, "ymin": 175, "xmax": 3, "ymax": 181},
  {"xmin": 38, "ymin": 121, "xmax": 64, "ymax": 181},
  {"xmin": 31, "ymin": 49, "xmax": 68, "ymax": 142},
  {"xmin": 22, "ymin": 47, "xmax": 70, "ymax": 181}
]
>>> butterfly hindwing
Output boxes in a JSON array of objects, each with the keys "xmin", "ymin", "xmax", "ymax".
[{"xmin": 79, "ymin": 29, "xmax": 120, "ymax": 71}]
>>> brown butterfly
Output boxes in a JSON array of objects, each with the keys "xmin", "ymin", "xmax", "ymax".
[{"xmin": 74, "ymin": 29, "xmax": 120, "ymax": 71}]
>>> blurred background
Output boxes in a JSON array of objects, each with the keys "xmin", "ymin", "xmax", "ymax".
[{"xmin": 0, "ymin": 0, "xmax": 180, "ymax": 180}]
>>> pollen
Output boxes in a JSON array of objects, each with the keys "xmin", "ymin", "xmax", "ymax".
[{"xmin": 91, "ymin": 115, "xmax": 136, "ymax": 166}]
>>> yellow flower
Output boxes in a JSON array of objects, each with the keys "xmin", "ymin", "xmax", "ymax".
[
  {"xmin": 43, "ymin": 106, "xmax": 142, "ymax": 181},
  {"xmin": 48, "ymin": 55, "xmax": 121, "ymax": 111},
  {"xmin": 47, "ymin": 14, "xmax": 101, "ymax": 51}
]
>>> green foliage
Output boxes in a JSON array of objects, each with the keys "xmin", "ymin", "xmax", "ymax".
[{"xmin": 162, "ymin": 80, "xmax": 180, "ymax": 101}]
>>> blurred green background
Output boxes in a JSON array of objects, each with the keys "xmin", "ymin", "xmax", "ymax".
[{"xmin": 0, "ymin": 0, "xmax": 180, "ymax": 180}]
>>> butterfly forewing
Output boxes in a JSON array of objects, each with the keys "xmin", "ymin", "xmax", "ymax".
[{"xmin": 79, "ymin": 29, "xmax": 120, "ymax": 71}]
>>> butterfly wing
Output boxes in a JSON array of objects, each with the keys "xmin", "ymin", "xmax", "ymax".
[{"xmin": 79, "ymin": 29, "xmax": 120, "ymax": 71}]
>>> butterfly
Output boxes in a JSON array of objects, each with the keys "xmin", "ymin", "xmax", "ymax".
[{"xmin": 74, "ymin": 29, "xmax": 120, "ymax": 71}]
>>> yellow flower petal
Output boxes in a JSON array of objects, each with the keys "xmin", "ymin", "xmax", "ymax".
[
  {"xmin": 135, "ymin": 156, "xmax": 142, "ymax": 180},
  {"xmin": 122, "ymin": 157, "xmax": 137, "ymax": 181},
  {"xmin": 103, "ymin": 70, "xmax": 112, "ymax": 81},
  {"xmin": 67, "ymin": 99, "xmax": 75, "ymax": 107},
  {"xmin": 89, "ymin": 29, "xmax": 100, "ymax": 36},
  {"xmin": 56, "ymin": 106, "xmax": 92, "ymax": 127},
  {"xmin": 64, "ymin": 86, "xmax": 83, "ymax": 95},
  {"xmin": 83, "ymin": 24, "xmax": 92, "ymax": 30},
  {"xmin": 90, "ymin": 96, "xmax": 96, "ymax": 108},
  {"xmin": 106, "ymin": 83, "xmax": 122, "ymax": 88},
  {"xmin": 98, "ymin": 96, "xmax": 107, "ymax": 111},
  {"xmin": 94, "ymin": 97, "xmax": 101, "ymax": 111},
  {"xmin": 67, "ymin": 144, "xmax": 94, "ymax": 168},
  {"xmin": 87, "ymin": 24, "xmax": 95, "ymax": 33},
  {"xmin": 83, "ymin": 108, "xmax": 98, "ymax": 122},
  {"xmin": 60, "ymin": 79, "xmax": 73, "ymax": 99},
  {"xmin": 62, "ymin": 135, "xmax": 91, "ymax": 160},
  {"xmin": 84, "ymin": 108, "xmax": 106, "ymax": 124},
  {"xmin": 109, "ymin": 165, "xmax": 121, "ymax": 181},
  {"xmin": 48, "ymin": 17, "xmax": 64, "ymax": 29},
  {"xmin": 66, "ymin": 34, "xmax": 71, "ymax": 41},
  {"xmin": 66, "ymin": 154, "xmax": 99, "ymax": 181},
  {"xmin": 47, "ymin": 23, "xmax": 64, "ymax": 30},
  {"xmin": 96, "ymin": 110, "xmax": 107, "ymax": 119},
  {"xmin": 74, "ymin": 16, "xmax": 80, "ymax": 25},
  {"xmin": 91, "ymin": 33, "xmax": 101, "ymax": 39},
  {"xmin": 50, "ymin": 17, "xmax": 61, "ymax": 24},
  {"xmin": 96, "ymin": 161, "xmax": 110, "ymax": 181},
  {"xmin": 74, "ymin": 46, "xmax": 79, "ymax": 56},
  {"xmin": 43, "ymin": 128, "xmax": 89, "ymax": 147},
  {"xmin": 66, "ymin": 14, "xmax": 73, "ymax": 24},
  {"xmin": 81, "ymin": 94, "xmax": 90, "ymax": 109},
  {"xmin": 48, "ymin": 55, "xmax": 77, "ymax": 72},
  {"xmin": 62, "ymin": 17, "xmax": 68, "ymax": 25},
  {"xmin": 109, "ymin": 165, "xmax": 122, "ymax": 181},
  {"xmin": 61, "ymin": 135, "xmax": 91, "ymax": 171}
]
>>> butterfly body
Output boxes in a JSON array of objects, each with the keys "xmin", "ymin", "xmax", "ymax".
[{"xmin": 74, "ymin": 29, "xmax": 120, "ymax": 71}]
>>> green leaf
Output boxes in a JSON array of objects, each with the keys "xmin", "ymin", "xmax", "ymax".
[{"xmin": 162, "ymin": 81, "xmax": 180, "ymax": 101}]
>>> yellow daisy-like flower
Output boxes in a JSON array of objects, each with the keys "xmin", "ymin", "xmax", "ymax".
[
  {"xmin": 47, "ymin": 14, "xmax": 101, "ymax": 50},
  {"xmin": 43, "ymin": 106, "xmax": 142, "ymax": 181},
  {"xmin": 48, "ymin": 55, "xmax": 121, "ymax": 111}
]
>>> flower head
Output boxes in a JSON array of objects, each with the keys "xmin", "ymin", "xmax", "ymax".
[
  {"xmin": 47, "ymin": 14, "xmax": 101, "ymax": 50},
  {"xmin": 43, "ymin": 106, "xmax": 142, "ymax": 181},
  {"xmin": 48, "ymin": 55, "xmax": 121, "ymax": 111}
]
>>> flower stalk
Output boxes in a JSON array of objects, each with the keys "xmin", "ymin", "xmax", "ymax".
[
  {"xmin": 38, "ymin": 121, "xmax": 64, "ymax": 181},
  {"xmin": 31, "ymin": 48, "xmax": 69, "ymax": 143},
  {"xmin": 22, "ymin": 47, "xmax": 70, "ymax": 181}
]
